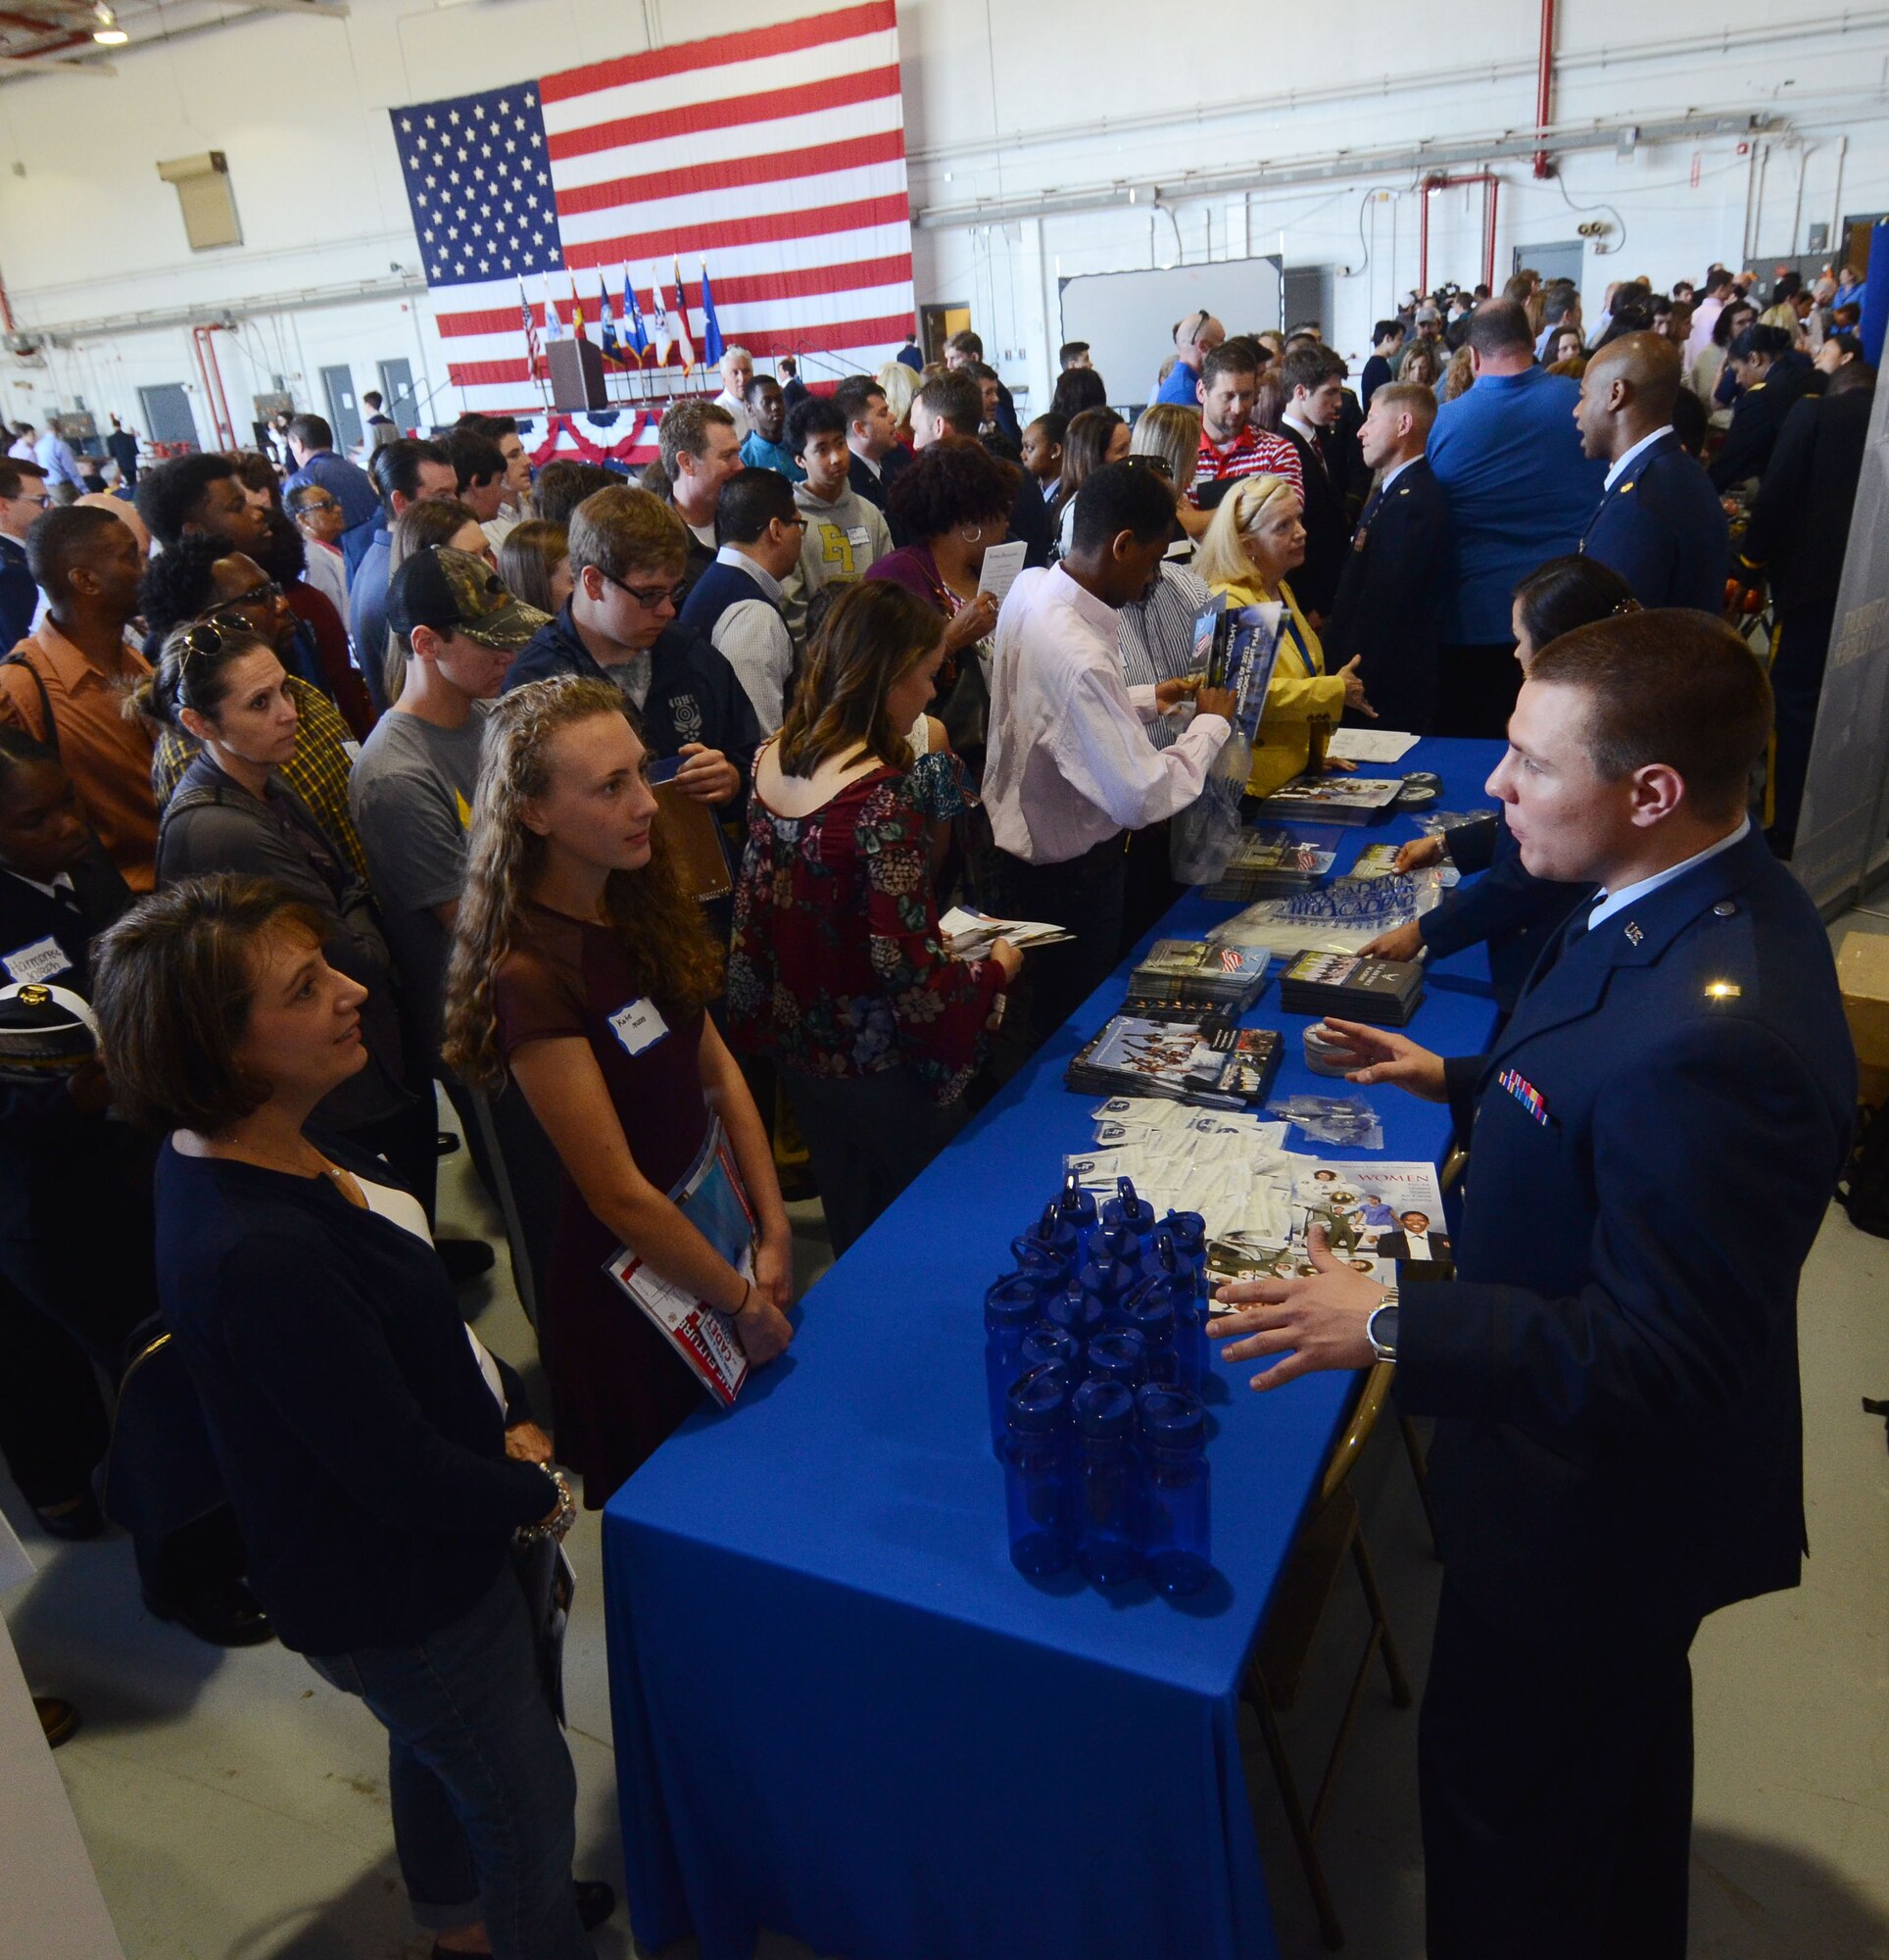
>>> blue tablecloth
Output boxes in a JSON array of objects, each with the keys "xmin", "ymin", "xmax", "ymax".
[{"xmin": 605, "ymin": 738, "xmax": 1508, "ymax": 1960}]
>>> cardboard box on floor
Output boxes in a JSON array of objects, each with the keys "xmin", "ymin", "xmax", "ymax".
[{"xmin": 1836, "ymin": 930, "xmax": 1889, "ymax": 1106}]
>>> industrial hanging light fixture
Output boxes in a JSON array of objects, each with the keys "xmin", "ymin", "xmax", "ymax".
[{"xmin": 92, "ymin": 4, "xmax": 128, "ymax": 43}]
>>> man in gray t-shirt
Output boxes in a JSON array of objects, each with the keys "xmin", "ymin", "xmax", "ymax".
[{"xmin": 350, "ymin": 545, "xmax": 549, "ymax": 1050}]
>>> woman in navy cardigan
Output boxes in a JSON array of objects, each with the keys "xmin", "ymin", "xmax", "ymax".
[{"xmin": 91, "ymin": 873, "xmax": 612, "ymax": 1960}]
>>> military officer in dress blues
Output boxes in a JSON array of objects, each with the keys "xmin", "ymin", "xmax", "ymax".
[
  {"xmin": 1209, "ymin": 611, "xmax": 1855, "ymax": 1959},
  {"xmin": 1323, "ymin": 380, "xmax": 1454, "ymax": 732},
  {"xmin": 1575, "ymin": 333, "xmax": 1731, "ymax": 613}
]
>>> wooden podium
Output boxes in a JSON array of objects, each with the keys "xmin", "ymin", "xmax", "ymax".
[{"xmin": 548, "ymin": 337, "xmax": 608, "ymax": 413}]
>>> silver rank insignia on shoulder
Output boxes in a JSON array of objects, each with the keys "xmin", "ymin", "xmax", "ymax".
[{"xmin": 1623, "ymin": 921, "xmax": 1644, "ymax": 945}]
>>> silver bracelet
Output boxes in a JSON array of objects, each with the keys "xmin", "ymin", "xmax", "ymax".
[{"xmin": 517, "ymin": 1465, "xmax": 575, "ymax": 1544}]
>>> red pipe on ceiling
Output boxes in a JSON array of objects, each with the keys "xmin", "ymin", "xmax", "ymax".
[{"xmin": 1534, "ymin": 0, "xmax": 1556, "ymax": 178}]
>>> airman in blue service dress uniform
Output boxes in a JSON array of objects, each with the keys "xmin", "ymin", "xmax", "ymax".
[{"xmin": 1210, "ymin": 611, "xmax": 1855, "ymax": 1958}]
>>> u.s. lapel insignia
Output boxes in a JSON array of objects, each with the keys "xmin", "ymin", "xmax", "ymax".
[
  {"xmin": 1623, "ymin": 920, "xmax": 1644, "ymax": 946},
  {"xmin": 1620, "ymin": 479, "xmax": 1636, "ymax": 493}
]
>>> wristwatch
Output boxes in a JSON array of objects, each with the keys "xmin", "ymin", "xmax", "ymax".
[{"xmin": 1367, "ymin": 1286, "xmax": 1400, "ymax": 1364}]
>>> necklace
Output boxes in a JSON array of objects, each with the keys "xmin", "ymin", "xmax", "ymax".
[{"xmin": 191, "ymin": 1135, "xmax": 366, "ymax": 1205}]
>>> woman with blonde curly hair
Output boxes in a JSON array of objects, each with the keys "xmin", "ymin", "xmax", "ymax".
[
  {"xmin": 728, "ymin": 581, "xmax": 1020, "ymax": 1250},
  {"xmin": 1194, "ymin": 473, "xmax": 1373, "ymax": 798},
  {"xmin": 442, "ymin": 675, "xmax": 793, "ymax": 1503}
]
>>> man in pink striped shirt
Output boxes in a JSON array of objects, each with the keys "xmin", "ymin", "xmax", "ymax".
[{"xmin": 1188, "ymin": 340, "xmax": 1303, "ymax": 509}]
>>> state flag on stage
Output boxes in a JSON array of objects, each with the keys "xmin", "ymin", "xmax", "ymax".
[{"xmin": 700, "ymin": 259, "xmax": 725, "ymax": 365}]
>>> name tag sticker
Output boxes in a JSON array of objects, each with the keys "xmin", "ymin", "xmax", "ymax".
[
  {"xmin": 2, "ymin": 935, "xmax": 71, "ymax": 985},
  {"xmin": 608, "ymin": 997, "xmax": 669, "ymax": 1057},
  {"xmin": 847, "ymin": 524, "xmax": 871, "ymax": 554}
]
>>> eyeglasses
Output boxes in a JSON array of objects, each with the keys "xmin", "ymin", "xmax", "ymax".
[
  {"xmin": 296, "ymin": 497, "xmax": 341, "ymax": 515},
  {"xmin": 602, "ymin": 571, "xmax": 686, "ymax": 611},
  {"xmin": 1126, "ymin": 454, "xmax": 1175, "ymax": 480},
  {"xmin": 219, "ymin": 578, "xmax": 284, "ymax": 611},
  {"xmin": 175, "ymin": 618, "xmax": 237, "ymax": 667},
  {"xmin": 7, "ymin": 491, "xmax": 49, "ymax": 509}
]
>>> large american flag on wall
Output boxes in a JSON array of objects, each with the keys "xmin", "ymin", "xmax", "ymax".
[{"xmin": 388, "ymin": 0, "xmax": 915, "ymax": 419}]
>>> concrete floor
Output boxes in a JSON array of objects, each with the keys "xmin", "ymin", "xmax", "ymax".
[{"xmin": 6, "ymin": 983, "xmax": 1889, "ymax": 1958}]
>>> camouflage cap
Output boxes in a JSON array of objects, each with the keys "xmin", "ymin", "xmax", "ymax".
[{"xmin": 386, "ymin": 544, "xmax": 550, "ymax": 653}]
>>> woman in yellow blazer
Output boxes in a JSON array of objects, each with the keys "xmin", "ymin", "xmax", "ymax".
[{"xmin": 1194, "ymin": 474, "xmax": 1374, "ymax": 798}]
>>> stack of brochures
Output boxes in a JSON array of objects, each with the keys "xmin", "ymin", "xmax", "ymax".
[
  {"xmin": 937, "ymin": 906, "xmax": 1076, "ymax": 960},
  {"xmin": 1346, "ymin": 843, "xmax": 1408, "ymax": 880},
  {"xmin": 1066, "ymin": 1014, "xmax": 1283, "ymax": 1110},
  {"xmin": 1255, "ymin": 775, "xmax": 1406, "ymax": 825},
  {"xmin": 1125, "ymin": 941, "xmax": 1270, "ymax": 1017},
  {"xmin": 1277, "ymin": 950, "xmax": 1426, "ymax": 1026},
  {"xmin": 1201, "ymin": 828, "xmax": 1338, "ymax": 903}
]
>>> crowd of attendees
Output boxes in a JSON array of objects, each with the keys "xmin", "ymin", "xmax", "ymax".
[{"xmin": 0, "ymin": 260, "xmax": 1872, "ymax": 1952}]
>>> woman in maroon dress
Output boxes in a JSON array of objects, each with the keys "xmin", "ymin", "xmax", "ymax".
[{"xmin": 443, "ymin": 675, "xmax": 793, "ymax": 1505}]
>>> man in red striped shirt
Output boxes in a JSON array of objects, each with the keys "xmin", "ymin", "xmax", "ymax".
[{"xmin": 1188, "ymin": 340, "xmax": 1303, "ymax": 509}]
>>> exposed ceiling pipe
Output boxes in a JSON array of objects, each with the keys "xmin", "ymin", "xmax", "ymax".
[
  {"xmin": 14, "ymin": 268, "xmax": 428, "ymax": 343},
  {"xmin": 0, "ymin": 0, "xmax": 347, "ymax": 83},
  {"xmin": 1534, "ymin": 0, "xmax": 1556, "ymax": 178},
  {"xmin": 913, "ymin": 109, "xmax": 1780, "ymax": 229},
  {"xmin": 904, "ymin": 12, "xmax": 1889, "ymax": 172}
]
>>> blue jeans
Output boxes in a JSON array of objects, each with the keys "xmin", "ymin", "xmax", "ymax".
[{"xmin": 306, "ymin": 1564, "xmax": 590, "ymax": 1957}]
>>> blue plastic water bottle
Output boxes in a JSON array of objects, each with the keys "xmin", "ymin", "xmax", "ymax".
[
  {"xmin": 1021, "ymin": 1324, "xmax": 1082, "ymax": 1380},
  {"xmin": 1075, "ymin": 1253, "xmax": 1134, "ymax": 1316},
  {"xmin": 1072, "ymin": 1378, "xmax": 1144, "ymax": 1586},
  {"xmin": 1009, "ymin": 1234, "xmax": 1074, "ymax": 1291},
  {"xmin": 1093, "ymin": 1224, "xmax": 1144, "ymax": 1285},
  {"xmin": 1140, "ymin": 1251, "xmax": 1200, "ymax": 1394},
  {"xmin": 1137, "ymin": 1385, "xmax": 1212, "ymax": 1595},
  {"xmin": 1121, "ymin": 1282, "xmax": 1180, "ymax": 1387},
  {"xmin": 1004, "ymin": 1365, "xmax": 1075, "ymax": 1577},
  {"xmin": 985, "ymin": 1275, "xmax": 1046, "ymax": 1459},
  {"xmin": 1056, "ymin": 1174, "xmax": 1098, "ymax": 1249},
  {"xmin": 1022, "ymin": 1200, "xmax": 1081, "ymax": 1269},
  {"xmin": 1045, "ymin": 1285, "xmax": 1108, "ymax": 1349},
  {"xmin": 1086, "ymin": 1326, "xmax": 1148, "ymax": 1393},
  {"xmin": 1101, "ymin": 1176, "xmax": 1156, "ymax": 1246},
  {"xmin": 1161, "ymin": 1210, "xmax": 1208, "ymax": 1285}
]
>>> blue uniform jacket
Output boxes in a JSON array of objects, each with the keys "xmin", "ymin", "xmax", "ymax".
[
  {"xmin": 1581, "ymin": 430, "xmax": 1730, "ymax": 612},
  {"xmin": 1418, "ymin": 811, "xmax": 1589, "ymax": 1011},
  {"xmin": 1398, "ymin": 826, "xmax": 1855, "ymax": 1645}
]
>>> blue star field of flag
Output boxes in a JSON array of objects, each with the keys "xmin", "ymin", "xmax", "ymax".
[{"xmin": 390, "ymin": 82, "xmax": 565, "ymax": 289}]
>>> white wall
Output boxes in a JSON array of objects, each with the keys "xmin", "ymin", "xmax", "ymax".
[{"xmin": 3, "ymin": 0, "xmax": 1888, "ymax": 443}]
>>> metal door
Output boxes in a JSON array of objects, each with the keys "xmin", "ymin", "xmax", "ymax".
[
  {"xmin": 377, "ymin": 359, "xmax": 418, "ymax": 436},
  {"xmin": 136, "ymin": 382, "xmax": 198, "ymax": 452},
  {"xmin": 1514, "ymin": 240, "xmax": 1585, "ymax": 289},
  {"xmin": 1282, "ymin": 265, "xmax": 1332, "ymax": 336},
  {"xmin": 320, "ymin": 365, "xmax": 364, "ymax": 452}
]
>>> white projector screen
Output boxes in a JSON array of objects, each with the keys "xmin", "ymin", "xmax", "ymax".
[{"xmin": 1058, "ymin": 256, "xmax": 1285, "ymax": 408}]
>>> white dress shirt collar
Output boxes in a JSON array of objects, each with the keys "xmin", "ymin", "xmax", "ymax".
[
  {"xmin": 1282, "ymin": 408, "xmax": 1323, "ymax": 448},
  {"xmin": 1047, "ymin": 562, "xmax": 1119, "ymax": 638},
  {"xmin": 713, "ymin": 543, "xmax": 783, "ymax": 603},
  {"xmin": 1604, "ymin": 424, "xmax": 1675, "ymax": 492},
  {"xmin": 1587, "ymin": 818, "xmax": 1750, "ymax": 930},
  {"xmin": 1380, "ymin": 456, "xmax": 1420, "ymax": 493}
]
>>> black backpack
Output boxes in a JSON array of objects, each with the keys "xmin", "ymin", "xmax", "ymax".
[{"xmin": 1837, "ymin": 1101, "xmax": 1889, "ymax": 1239}]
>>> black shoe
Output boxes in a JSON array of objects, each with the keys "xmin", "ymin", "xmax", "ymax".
[
  {"xmin": 437, "ymin": 1237, "xmax": 496, "ymax": 1285},
  {"xmin": 775, "ymin": 1162, "xmax": 820, "ymax": 1202},
  {"xmin": 143, "ymin": 1578, "xmax": 275, "ymax": 1647},
  {"xmin": 575, "ymin": 1880, "xmax": 616, "ymax": 1931},
  {"xmin": 33, "ymin": 1492, "xmax": 105, "ymax": 1541},
  {"xmin": 35, "ymin": 1695, "xmax": 79, "ymax": 1747},
  {"xmin": 437, "ymin": 1130, "xmax": 461, "ymax": 1157}
]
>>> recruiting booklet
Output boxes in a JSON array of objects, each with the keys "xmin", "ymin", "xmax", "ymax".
[
  {"xmin": 1206, "ymin": 1158, "xmax": 1449, "ymax": 1287},
  {"xmin": 604, "ymin": 1120, "xmax": 756, "ymax": 1407}
]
